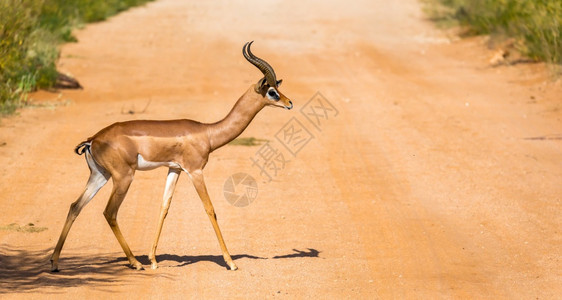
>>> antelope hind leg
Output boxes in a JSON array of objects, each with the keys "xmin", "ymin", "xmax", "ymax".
[{"xmin": 51, "ymin": 153, "xmax": 109, "ymax": 271}]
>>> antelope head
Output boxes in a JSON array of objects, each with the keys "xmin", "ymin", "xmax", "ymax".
[{"xmin": 243, "ymin": 41, "xmax": 293, "ymax": 110}]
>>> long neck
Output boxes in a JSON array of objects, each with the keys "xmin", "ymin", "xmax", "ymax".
[{"xmin": 207, "ymin": 87, "xmax": 265, "ymax": 151}]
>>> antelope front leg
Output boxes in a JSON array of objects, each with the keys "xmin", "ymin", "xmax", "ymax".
[
  {"xmin": 103, "ymin": 173, "xmax": 143, "ymax": 270},
  {"xmin": 190, "ymin": 170, "xmax": 238, "ymax": 270},
  {"xmin": 149, "ymin": 168, "xmax": 180, "ymax": 269}
]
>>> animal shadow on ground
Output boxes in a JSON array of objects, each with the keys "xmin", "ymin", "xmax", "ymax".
[
  {"xmin": 0, "ymin": 245, "xmax": 321, "ymax": 294},
  {"xmin": 119, "ymin": 248, "xmax": 321, "ymax": 269},
  {"xmin": 0, "ymin": 245, "xmax": 155, "ymax": 294},
  {"xmin": 272, "ymin": 248, "xmax": 320, "ymax": 259}
]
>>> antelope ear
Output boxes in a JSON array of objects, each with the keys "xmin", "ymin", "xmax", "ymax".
[
  {"xmin": 255, "ymin": 77, "xmax": 267, "ymax": 92},
  {"xmin": 276, "ymin": 79, "xmax": 283, "ymax": 87}
]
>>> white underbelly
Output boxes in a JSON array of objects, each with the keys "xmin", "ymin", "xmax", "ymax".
[{"xmin": 137, "ymin": 154, "xmax": 182, "ymax": 171}]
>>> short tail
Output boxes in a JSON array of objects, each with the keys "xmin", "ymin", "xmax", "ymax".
[{"xmin": 74, "ymin": 141, "xmax": 91, "ymax": 155}]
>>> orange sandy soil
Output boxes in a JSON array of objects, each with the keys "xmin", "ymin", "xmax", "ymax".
[{"xmin": 0, "ymin": 0, "xmax": 561, "ymax": 298}]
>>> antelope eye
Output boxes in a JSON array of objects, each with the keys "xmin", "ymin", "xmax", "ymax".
[{"xmin": 268, "ymin": 90, "xmax": 277, "ymax": 97}]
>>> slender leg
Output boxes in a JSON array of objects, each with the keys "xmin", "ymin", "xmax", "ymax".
[
  {"xmin": 190, "ymin": 170, "xmax": 238, "ymax": 270},
  {"xmin": 103, "ymin": 172, "xmax": 143, "ymax": 270},
  {"xmin": 51, "ymin": 153, "xmax": 109, "ymax": 271},
  {"xmin": 149, "ymin": 168, "xmax": 180, "ymax": 269}
]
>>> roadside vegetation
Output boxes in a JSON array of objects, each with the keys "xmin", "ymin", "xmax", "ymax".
[
  {"xmin": 0, "ymin": 223, "xmax": 47, "ymax": 233},
  {"xmin": 0, "ymin": 0, "xmax": 154, "ymax": 116},
  {"xmin": 424, "ymin": 0, "xmax": 561, "ymax": 69},
  {"xmin": 229, "ymin": 137, "xmax": 269, "ymax": 147}
]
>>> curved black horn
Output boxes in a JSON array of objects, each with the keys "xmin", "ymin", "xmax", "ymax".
[{"xmin": 243, "ymin": 41, "xmax": 277, "ymax": 87}]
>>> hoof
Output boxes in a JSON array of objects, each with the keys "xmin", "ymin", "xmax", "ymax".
[
  {"xmin": 130, "ymin": 260, "xmax": 144, "ymax": 270},
  {"xmin": 228, "ymin": 263, "xmax": 238, "ymax": 271},
  {"xmin": 50, "ymin": 260, "xmax": 59, "ymax": 272},
  {"xmin": 150, "ymin": 262, "xmax": 158, "ymax": 270}
]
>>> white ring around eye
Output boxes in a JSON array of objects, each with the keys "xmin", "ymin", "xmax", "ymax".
[{"xmin": 266, "ymin": 87, "xmax": 280, "ymax": 101}]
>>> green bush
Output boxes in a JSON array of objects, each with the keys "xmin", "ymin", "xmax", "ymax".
[
  {"xmin": 432, "ymin": 0, "xmax": 561, "ymax": 65},
  {"xmin": 0, "ymin": 1, "xmax": 43, "ymax": 114},
  {"xmin": 0, "ymin": 0, "xmax": 153, "ymax": 116}
]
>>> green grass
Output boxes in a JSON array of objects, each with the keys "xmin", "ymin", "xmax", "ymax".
[
  {"xmin": 0, "ymin": 0, "xmax": 154, "ymax": 116},
  {"xmin": 424, "ymin": 0, "xmax": 561, "ymax": 67},
  {"xmin": 0, "ymin": 223, "xmax": 48, "ymax": 233},
  {"xmin": 229, "ymin": 137, "xmax": 269, "ymax": 146}
]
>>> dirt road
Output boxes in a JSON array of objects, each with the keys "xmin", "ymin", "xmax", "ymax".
[{"xmin": 1, "ymin": 0, "xmax": 560, "ymax": 298}]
